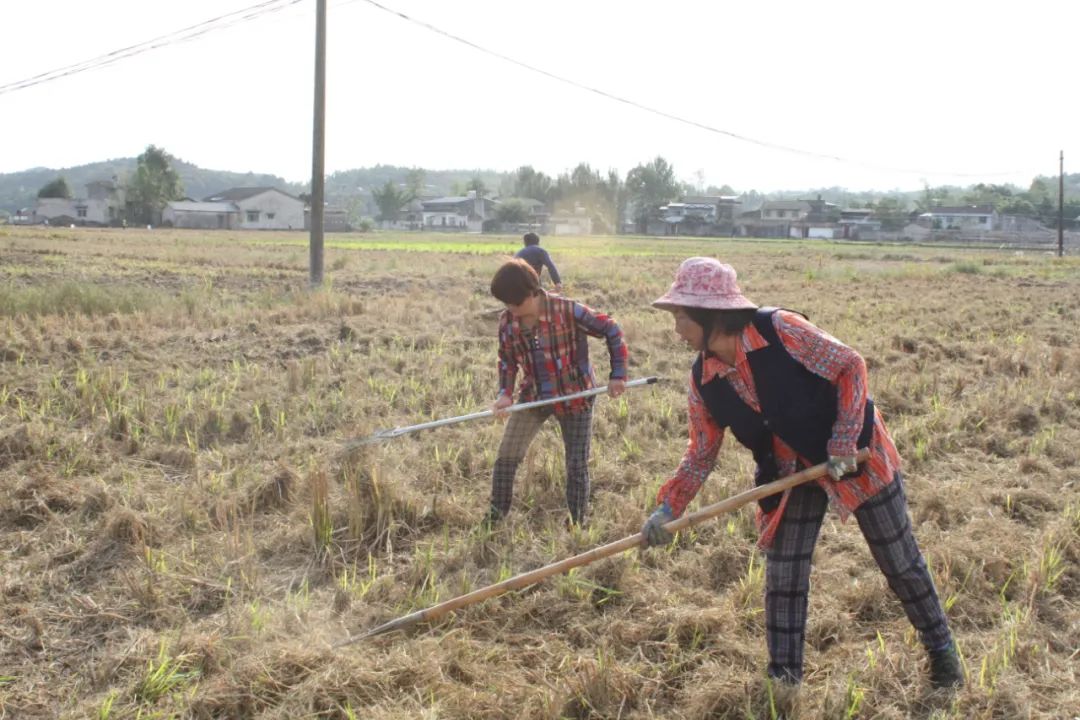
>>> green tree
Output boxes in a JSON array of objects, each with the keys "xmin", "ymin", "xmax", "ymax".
[
  {"xmin": 557, "ymin": 163, "xmax": 600, "ymax": 211},
  {"xmin": 404, "ymin": 168, "xmax": 426, "ymax": 200},
  {"xmin": 870, "ymin": 196, "xmax": 909, "ymax": 231},
  {"xmin": 37, "ymin": 177, "xmax": 72, "ymax": 199},
  {"xmin": 600, "ymin": 169, "xmax": 625, "ymax": 235},
  {"xmin": 625, "ymin": 156, "xmax": 680, "ymax": 233},
  {"xmin": 495, "ymin": 199, "xmax": 529, "ymax": 224},
  {"xmin": 466, "ymin": 177, "xmax": 487, "ymax": 196},
  {"xmin": 127, "ymin": 145, "xmax": 184, "ymax": 225},
  {"xmin": 371, "ymin": 180, "xmax": 411, "ymax": 222},
  {"xmin": 915, "ymin": 183, "xmax": 954, "ymax": 212},
  {"xmin": 512, "ymin": 166, "xmax": 553, "ymax": 205}
]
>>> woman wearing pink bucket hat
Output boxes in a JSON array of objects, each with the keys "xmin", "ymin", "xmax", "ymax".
[{"xmin": 641, "ymin": 257, "xmax": 961, "ymax": 695}]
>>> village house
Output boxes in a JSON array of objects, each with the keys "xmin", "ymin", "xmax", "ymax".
[
  {"xmin": 736, "ymin": 200, "xmax": 810, "ymax": 238},
  {"xmin": 381, "ymin": 198, "xmax": 425, "ymax": 231},
  {"xmin": 801, "ymin": 195, "xmax": 841, "ymax": 238},
  {"xmin": 657, "ymin": 195, "xmax": 740, "ymax": 236},
  {"xmin": 164, "ymin": 188, "xmax": 304, "ymax": 230},
  {"xmin": 202, "ymin": 187, "xmax": 306, "ymax": 230},
  {"xmin": 33, "ymin": 179, "xmax": 126, "ymax": 226},
  {"xmin": 918, "ymin": 204, "xmax": 998, "ymax": 230},
  {"xmin": 162, "ymin": 201, "xmax": 240, "ymax": 229},
  {"xmin": 838, "ymin": 207, "xmax": 882, "ymax": 240},
  {"xmin": 549, "ymin": 209, "xmax": 592, "ymax": 236},
  {"xmin": 421, "ymin": 191, "xmax": 497, "ymax": 232},
  {"xmin": 304, "ymin": 205, "xmax": 352, "ymax": 232}
]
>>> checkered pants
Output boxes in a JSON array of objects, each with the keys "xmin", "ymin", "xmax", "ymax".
[
  {"xmin": 764, "ymin": 473, "xmax": 953, "ymax": 683},
  {"xmin": 489, "ymin": 404, "xmax": 593, "ymax": 523}
]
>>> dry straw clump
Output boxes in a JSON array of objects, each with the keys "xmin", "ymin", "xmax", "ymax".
[{"xmin": 0, "ymin": 227, "xmax": 1078, "ymax": 718}]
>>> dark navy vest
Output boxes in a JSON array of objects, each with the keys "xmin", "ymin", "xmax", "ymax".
[{"xmin": 692, "ymin": 308, "xmax": 875, "ymax": 507}]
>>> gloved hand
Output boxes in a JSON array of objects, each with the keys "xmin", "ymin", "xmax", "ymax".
[
  {"xmin": 641, "ymin": 503, "xmax": 675, "ymax": 547},
  {"xmin": 826, "ymin": 454, "xmax": 859, "ymax": 480}
]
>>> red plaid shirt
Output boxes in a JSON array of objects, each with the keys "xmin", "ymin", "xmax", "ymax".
[
  {"xmin": 497, "ymin": 292, "xmax": 627, "ymax": 415},
  {"xmin": 656, "ymin": 310, "xmax": 901, "ymax": 548}
]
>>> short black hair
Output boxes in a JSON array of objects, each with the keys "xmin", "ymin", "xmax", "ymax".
[
  {"xmin": 491, "ymin": 258, "xmax": 541, "ymax": 305},
  {"xmin": 522, "ymin": 232, "xmax": 540, "ymax": 246},
  {"xmin": 683, "ymin": 307, "xmax": 757, "ymax": 340}
]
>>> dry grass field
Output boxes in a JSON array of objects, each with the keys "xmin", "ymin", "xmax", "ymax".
[{"xmin": 1, "ymin": 226, "xmax": 1078, "ymax": 719}]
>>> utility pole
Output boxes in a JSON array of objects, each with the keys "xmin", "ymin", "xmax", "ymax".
[
  {"xmin": 1059, "ymin": 150, "xmax": 1065, "ymax": 258},
  {"xmin": 309, "ymin": 0, "xmax": 327, "ymax": 287}
]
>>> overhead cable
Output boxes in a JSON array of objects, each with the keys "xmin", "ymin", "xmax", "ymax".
[
  {"xmin": 354, "ymin": 0, "xmax": 1019, "ymax": 179},
  {"xmin": 0, "ymin": 0, "xmax": 305, "ymax": 96}
]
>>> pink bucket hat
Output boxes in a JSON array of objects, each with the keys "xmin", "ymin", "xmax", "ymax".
[{"xmin": 652, "ymin": 257, "xmax": 757, "ymax": 312}]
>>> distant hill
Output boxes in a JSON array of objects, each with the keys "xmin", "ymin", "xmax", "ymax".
[
  {"xmin": 0, "ymin": 159, "xmax": 514, "ymax": 215},
  {"xmin": 0, "ymin": 158, "xmax": 304, "ymax": 212}
]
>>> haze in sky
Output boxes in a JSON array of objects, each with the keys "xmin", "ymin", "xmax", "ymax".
[{"xmin": 1, "ymin": 0, "xmax": 1075, "ymax": 192}]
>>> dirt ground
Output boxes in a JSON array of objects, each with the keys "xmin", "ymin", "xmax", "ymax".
[{"xmin": 1, "ymin": 226, "xmax": 1078, "ymax": 719}]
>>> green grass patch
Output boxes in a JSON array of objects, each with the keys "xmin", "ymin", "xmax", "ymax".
[{"xmin": 0, "ymin": 281, "xmax": 165, "ymax": 317}]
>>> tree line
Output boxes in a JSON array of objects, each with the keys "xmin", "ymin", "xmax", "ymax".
[
  {"xmin": 371, "ymin": 157, "xmax": 689, "ymax": 234},
  {"xmin": 30, "ymin": 146, "xmax": 1080, "ymax": 231}
]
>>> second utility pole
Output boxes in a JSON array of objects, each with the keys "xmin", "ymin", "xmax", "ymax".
[
  {"xmin": 1059, "ymin": 150, "xmax": 1065, "ymax": 258},
  {"xmin": 309, "ymin": 0, "xmax": 327, "ymax": 287}
]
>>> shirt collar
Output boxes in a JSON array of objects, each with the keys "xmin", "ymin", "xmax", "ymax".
[
  {"xmin": 700, "ymin": 323, "xmax": 770, "ymax": 384},
  {"xmin": 508, "ymin": 291, "xmax": 552, "ymax": 333}
]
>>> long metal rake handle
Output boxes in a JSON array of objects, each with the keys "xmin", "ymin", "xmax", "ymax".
[
  {"xmin": 334, "ymin": 448, "xmax": 870, "ymax": 645},
  {"xmin": 350, "ymin": 376, "xmax": 660, "ymax": 446}
]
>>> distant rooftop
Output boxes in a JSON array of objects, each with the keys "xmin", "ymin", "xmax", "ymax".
[
  {"xmin": 167, "ymin": 201, "xmax": 237, "ymax": 213},
  {"xmin": 203, "ymin": 187, "xmax": 298, "ymax": 202},
  {"xmin": 923, "ymin": 204, "xmax": 995, "ymax": 215}
]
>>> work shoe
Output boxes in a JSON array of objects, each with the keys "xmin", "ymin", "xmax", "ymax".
[{"xmin": 928, "ymin": 643, "xmax": 964, "ymax": 689}]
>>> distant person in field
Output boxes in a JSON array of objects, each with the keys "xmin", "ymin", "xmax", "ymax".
[
  {"xmin": 514, "ymin": 232, "xmax": 562, "ymax": 294},
  {"xmin": 640, "ymin": 257, "xmax": 962, "ymax": 695},
  {"xmin": 485, "ymin": 258, "xmax": 627, "ymax": 528}
]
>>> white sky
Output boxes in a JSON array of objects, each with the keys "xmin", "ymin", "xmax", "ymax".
[{"xmin": 1, "ymin": 0, "xmax": 1076, "ymax": 193}]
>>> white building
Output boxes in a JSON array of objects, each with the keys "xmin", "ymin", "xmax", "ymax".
[
  {"xmin": 420, "ymin": 191, "xmax": 497, "ymax": 232},
  {"xmin": 202, "ymin": 187, "xmax": 305, "ymax": 230},
  {"xmin": 33, "ymin": 179, "xmax": 125, "ymax": 226},
  {"xmin": 919, "ymin": 205, "xmax": 998, "ymax": 230}
]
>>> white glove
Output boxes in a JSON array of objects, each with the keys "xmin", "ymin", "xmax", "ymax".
[{"xmin": 826, "ymin": 455, "xmax": 859, "ymax": 480}]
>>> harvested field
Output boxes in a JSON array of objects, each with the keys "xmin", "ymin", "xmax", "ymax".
[{"xmin": 1, "ymin": 225, "xmax": 1078, "ymax": 719}]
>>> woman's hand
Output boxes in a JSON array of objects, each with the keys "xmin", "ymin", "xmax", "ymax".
[
  {"xmin": 641, "ymin": 503, "xmax": 675, "ymax": 547},
  {"xmin": 492, "ymin": 395, "xmax": 513, "ymax": 419},
  {"xmin": 826, "ymin": 455, "xmax": 859, "ymax": 480}
]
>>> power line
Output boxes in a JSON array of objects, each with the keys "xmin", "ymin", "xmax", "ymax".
[
  {"xmin": 0, "ymin": 0, "xmax": 305, "ymax": 96},
  {"xmin": 353, "ymin": 0, "xmax": 1020, "ymax": 180}
]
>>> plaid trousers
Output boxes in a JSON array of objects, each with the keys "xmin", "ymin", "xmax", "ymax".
[
  {"xmin": 765, "ymin": 473, "xmax": 953, "ymax": 682},
  {"xmin": 489, "ymin": 403, "xmax": 593, "ymax": 523}
]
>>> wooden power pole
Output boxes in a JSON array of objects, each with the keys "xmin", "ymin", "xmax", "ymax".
[{"xmin": 309, "ymin": 0, "xmax": 327, "ymax": 286}]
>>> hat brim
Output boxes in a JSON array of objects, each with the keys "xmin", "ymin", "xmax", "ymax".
[{"xmin": 651, "ymin": 292, "xmax": 758, "ymax": 312}]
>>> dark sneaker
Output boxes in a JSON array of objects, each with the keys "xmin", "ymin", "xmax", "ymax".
[{"xmin": 928, "ymin": 643, "xmax": 964, "ymax": 689}]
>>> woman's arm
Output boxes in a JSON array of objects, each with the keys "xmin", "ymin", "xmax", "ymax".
[{"xmin": 573, "ymin": 302, "xmax": 627, "ymax": 380}]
